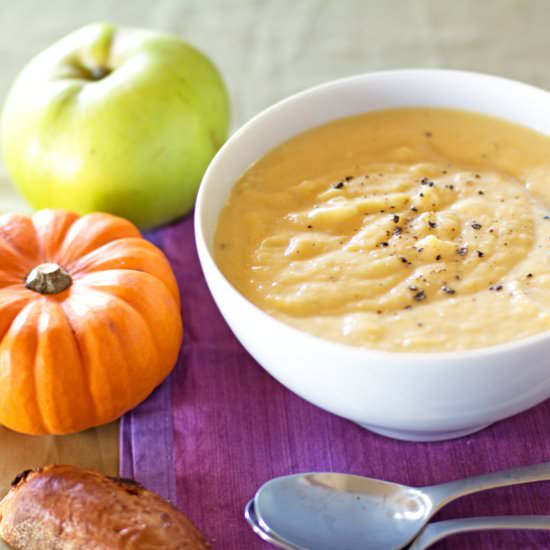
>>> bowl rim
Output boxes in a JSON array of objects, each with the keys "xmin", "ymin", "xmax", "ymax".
[{"xmin": 195, "ymin": 67, "xmax": 550, "ymax": 361}]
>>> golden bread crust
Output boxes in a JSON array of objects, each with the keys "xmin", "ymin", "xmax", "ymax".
[{"xmin": 0, "ymin": 465, "xmax": 210, "ymax": 549}]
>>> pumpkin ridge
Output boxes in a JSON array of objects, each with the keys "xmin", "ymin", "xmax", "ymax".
[
  {"xmin": 64, "ymin": 239, "xmax": 146, "ymax": 275},
  {"xmin": 61, "ymin": 286, "xmax": 162, "ymax": 421},
  {"xmin": 0, "ymin": 301, "xmax": 47, "ymax": 434},
  {"xmin": 30, "ymin": 301, "xmax": 50, "ymax": 434},
  {"xmin": 71, "ymin": 264, "xmax": 180, "ymax": 312},
  {"xmin": 59, "ymin": 300, "xmax": 97, "ymax": 422},
  {"xmin": 70, "ymin": 284, "xmax": 163, "ymax": 374},
  {"xmin": 0, "ymin": 290, "xmax": 33, "ymax": 343},
  {"xmin": 30, "ymin": 215, "xmax": 47, "ymax": 263},
  {"xmin": 71, "ymin": 269, "xmax": 181, "ymax": 333},
  {"xmin": 0, "ymin": 279, "xmax": 30, "ymax": 292},
  {"xmin": 0, "ymin": 234, "xmax": 37, "ymax": 278},
  {"xmin": 31, "ymin": 209, "xmax": 80, "ymax": 262},
  {"xmin": 66, "ymin": 239, "xmax": 180, "ymax": 307},
  {"xmin": 0, "ymin": 214, "xmax": 41, "ymax": 272},
  {"xmin": 95, "ymin": 288, "xmax": 163, "ymax": 402},
  {"xmin": 33, "ymin": 301, "xmax": 57, "ymax": 434},
  {"xmin": 57, "ymin": 213, "xmax": 141, "ymax": 265},
  {"xmin": 70, "ymin": 275, "xmax": 180, "ymax": 382}
]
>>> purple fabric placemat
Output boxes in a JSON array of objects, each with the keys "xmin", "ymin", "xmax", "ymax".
[{"xmin": 121, "ymin": 214, "xmax": 550, "ymax": 549}]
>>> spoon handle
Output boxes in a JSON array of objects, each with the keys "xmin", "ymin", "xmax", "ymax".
[
  {"xmin": 408, "ymin": 515, "xmax": 550, "ymax": 550},
  {"xmin": 423, "ymin": 461, "xmax": 550, "ymax": 510}
]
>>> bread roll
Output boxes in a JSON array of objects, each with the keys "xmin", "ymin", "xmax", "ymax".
[{"xmin": 0, "ymin": 464, "xmax": 210, "ymax": 549}]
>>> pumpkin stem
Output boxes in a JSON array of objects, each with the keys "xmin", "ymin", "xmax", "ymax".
[{"xmin": 25, "ymin": 263, "xmax": 72, "ymax": 295}]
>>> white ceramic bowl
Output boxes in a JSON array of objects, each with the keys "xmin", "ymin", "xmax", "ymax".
[{"xmin": 194, "ymin": 69, "xmax": 550, "ymax": 442}]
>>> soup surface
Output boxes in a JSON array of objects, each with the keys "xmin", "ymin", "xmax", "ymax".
[{"xmin": 214, "ymin": 108, "xmax": 550, "ymax": 351}]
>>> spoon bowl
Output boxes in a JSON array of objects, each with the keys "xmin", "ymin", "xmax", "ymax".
[
  {"xmin": 245, "ymin": 499, "xmax": 297, "ymax": 549},
  {"xmin": 255, "ymin": 473, "xmax": 432, "ymax": 550}
]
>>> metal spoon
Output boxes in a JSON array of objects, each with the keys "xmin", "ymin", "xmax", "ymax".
[
  {"xmin": 245, "ymin": 499, "xmax": 299, "ymax": 549},
  {"xmin": 408, "ymin": 515, "xmax": 550, "ymax": 550},
  {"xmin": 246, "ymin": 462, "xmax": 550, "ymax": 550},
  {"xmin": 245, "ymin": 499, "xmax": 550, "ymax": 550}
]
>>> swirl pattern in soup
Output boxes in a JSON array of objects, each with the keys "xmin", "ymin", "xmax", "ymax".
[{"xmin": 215, "ymin": 108, "xmax": 550, "ymax": 351}]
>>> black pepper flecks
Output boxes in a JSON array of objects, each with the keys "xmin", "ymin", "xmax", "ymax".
[
  {"xmin": 477, "ymin": 250, "xmax": 484, "ymax": 258},
  {"xmin": 428, "ymin": 221, "xmax": 437, "ymax": 229},
  {"xmin": 393, "ymin": 215, "xmax": 400, "ymax": 223},
  {"xmin": 394, "ymin": 227, "xmax": 402, "ymax": 236},
  {"xmin": 414, "ymin": 290, "xmax": 427, "ymax": 302},
  {"xmin": 307, "ymin": 225, "xmax": 313, "ymax": 229},
  {"xmin": 400, "ymin": 256, "xmax": 408, "ymax": 264},
  {"xmin": 380, "ymin": 242, "xmax": 389, "ymax": 247},
  {"xmin": 441, "ymin": 286, "xmax": 456, "ymax": 295},
  {"xmin": 345, "ymin": 176, "xmax": 353, "ymax": 181},
  {"xmin": 435, "ymin": 254, "xmax": 442, "ymax": 261},
  {"xmin": 489, "ymin": 285, "xmax": 503, "ymax": 291},
  {"xmin": 457, "ymin": 246, "xmax": 468, "ymax": 256},
  {"xmin": 471, "ymin": 222, "xmax": 482, "ymax": 230},
  {"xmin": 478, "ymin": 191, "xmax": 485, "ymax": 195},
  {"xmin": 527, "ymin": 273, "xmax": 534, "ymax": 278},
  {"xmin": 333, "ymin": 181, "xmax": 344, "ymax": 189},
  {"xmin": 411, "ymin": 206, "xmax": 418, "ymax": 212}
]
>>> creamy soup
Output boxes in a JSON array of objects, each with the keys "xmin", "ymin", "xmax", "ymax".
[{"xmin": 214, "ymin": 109, "xmax": 550, "ymax": 351}]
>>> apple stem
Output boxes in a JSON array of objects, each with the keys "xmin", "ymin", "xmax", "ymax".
[
  {"xmin": 89, "ymin": 66, "xmax": 110, "ymax": 80},
  {"xmin": 25, "ymin": 263, "xmax": 72, "ymax": 294}
]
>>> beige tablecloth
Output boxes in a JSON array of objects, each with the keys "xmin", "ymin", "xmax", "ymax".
[{"xmin": 0, "ymin": 0, "xmax": 549, "ymax": 544}]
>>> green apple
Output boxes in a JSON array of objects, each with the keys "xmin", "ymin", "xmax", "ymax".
[{"xmin": 1, "ymin": 23, "xmax": 229, "ymax": 228}]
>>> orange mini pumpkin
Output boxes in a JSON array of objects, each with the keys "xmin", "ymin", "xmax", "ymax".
[{"xmin": 0, "ymin": 209, "xmax": 182, "ymax": 435}]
